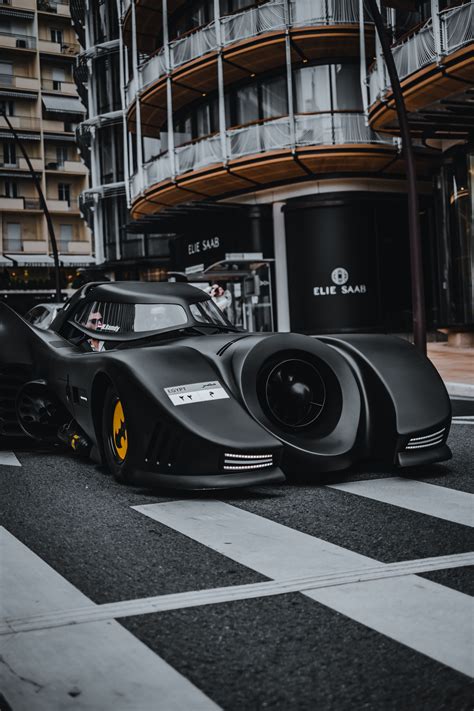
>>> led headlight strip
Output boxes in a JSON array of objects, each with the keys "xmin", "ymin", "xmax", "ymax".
[
  {"xmin": 223, "ymin": 452, "xmax": 274, "ymax": 471},
  {"xmin": 405, "ymin": 427, "xmax": 446, "ymax": 450}
]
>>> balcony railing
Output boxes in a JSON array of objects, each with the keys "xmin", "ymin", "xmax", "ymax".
[
  {"xmin": 0, "ymin": 0, "xmax": 36, "ymax": 10},
  {"xmin": 131, "ymin": 0, "xmax": 364, "ymax": 107},
  {"xmin": 370, "ymin": 3, "xmax": 474, "ymax": 103},
  {"xmin": 38, "ymin": 38, "xmax": 80, "ymax": 55},
  {"xmin": 130, "ymin": 112, "xmax": 393, "ymax": 200},
  {"xmin": 0, "ymin": 73, "xmax": 39, "ymax": 91},
  {"xmin": 44, "ymin": 156, "xmax": 87, "ymax": 173},
  {"xmin": 37, "ymin": 0, "xmax": 69, "ymax": 13},
  {"xmin": 0, "ymin": 114, "xmax": 41, "ymax": 131},
  {"xmin": 0, "ymin": 31, "xmax": 36, "ymax": 49},
  {"xmin": 41, "ymin": 78, "xmax": 76, "ymax": 93}
]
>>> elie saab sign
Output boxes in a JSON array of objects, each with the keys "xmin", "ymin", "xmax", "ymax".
[
  {"xmin": 285, "ymin": 200, "xmax": 380, "ymax": 332},
  {"xmin": 172, "ymin": 232, "xmax": 264, "ymax": 274},
  {"xmin": 313, "ymin": 267, "xmax": 368, "ymax": 297}
]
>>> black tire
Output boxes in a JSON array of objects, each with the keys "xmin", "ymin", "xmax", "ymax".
[{"xmin": 101, "ymin": 384, "xmax": 133, "ymax": 483}]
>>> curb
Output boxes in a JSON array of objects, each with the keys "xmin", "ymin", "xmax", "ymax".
[{"xmin": 445, "ymin": 382, "xmax": 474, "ymax": 399}]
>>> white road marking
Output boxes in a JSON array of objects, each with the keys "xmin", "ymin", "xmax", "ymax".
[
  {"xmin": 0, "ymin": 452, "xmax": 21, "ymax": 467},
  {"xmin": 452, "ymin": 419, "xmax": 474, "ymax": 426},
  {"xmin": 134, "ymin": 501, "xmax": 474, "ymax": 677},
  {"xmin": 2, "ymin": 552, "xmax": 472, "ymax": 637},
  {"xmin": 328, "ymin": 477, "xmax": 473, "ymax": 527},
  {"xmin": 0, "ymin": 528, "xmax": 219, "ymax": 711}
]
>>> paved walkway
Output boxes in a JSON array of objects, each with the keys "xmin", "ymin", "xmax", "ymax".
[{"xmin": 427, "ymin": 343, "xmax": 473, "ymax": 398}]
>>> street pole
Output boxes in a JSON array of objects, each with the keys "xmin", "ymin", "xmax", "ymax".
[
  {"xmin": 366, "ymin": 0, "xmax": 426, "ymax": 354},
  {"xmin": 0, "ymin": 109, "xmax": 62, "ymax": 302}
]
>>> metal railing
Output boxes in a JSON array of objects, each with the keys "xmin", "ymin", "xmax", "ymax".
[
  {"xmin": 37, "ymin": 0, "xmax": 69, "ymax": 11},
  {"xmin": 44, "ymin": 155, "xmax": 81, "ymax": 169},
  {"xmin": 130, "ymin": 112, "xmax": 394, "ymax": 200},
  {"xmin": 41, "ymin": 78, "xmax": 75, "ymax": 92},
  {"xmin": 23, "ymin": 197, "xmax": 41, "ymax": 209},
  {"xmin": 130, "ymin": 0, "xmax": 364, "ymax": 107},
  {"xmin": 0, "ymin": 72, "xmax": 37, "ymax": 88},
  {"xmin": 370, "ymin": 3, "xmax": 474, "ymax": 103},
  {"xmin": 0, "ymin": 31, "xmax": 36, "ymax": 49},
  {"xmin": 0, "ymin": 114, "xmax": 41, "ymax": 130}
]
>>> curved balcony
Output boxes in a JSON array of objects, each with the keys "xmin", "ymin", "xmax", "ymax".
[
  {"xmin": 369, "ymin": 3, "xmax": 474, "ymax": 132},
  {"xmin": 122, "ymin": 0, "xmax": 190, "ymax": 54},
  {"xmin": 127, "ymin": 0, "xmax": 372, "ymax": 136},
  {"xmin": 79, "ymin": 181, "xmax": 125, "ymax": 222},
  {"xmin": 129, "ymin": 112, "xmax": 416, "ymax": 217}
]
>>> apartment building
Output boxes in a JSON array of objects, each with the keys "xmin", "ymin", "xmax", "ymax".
[
  {"xmin": 73, "ymin": 0, "xmax": 473, "ymax": 335},
  {"xmin": 0, "ymin": 0, "xmax": 93, "ymax": 304}
]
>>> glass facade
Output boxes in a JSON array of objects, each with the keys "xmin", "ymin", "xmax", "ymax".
[{"xmin": 172, "ymin": 62, "xmax": 361, "ymax": 148}]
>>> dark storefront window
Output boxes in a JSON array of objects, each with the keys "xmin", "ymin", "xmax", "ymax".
[{"xmin": 435, "ymin": 147, "xmax": 473, "ymax": 327}]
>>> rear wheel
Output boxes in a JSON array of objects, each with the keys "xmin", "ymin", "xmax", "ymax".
[{"xmin": 102, "ymin": 385, "xmax": 133, "ymax": 483}]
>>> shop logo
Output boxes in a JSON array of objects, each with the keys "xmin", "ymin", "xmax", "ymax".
[
  {"xmin": 313, "ymin": 267, "xmax": 367, "ymax": 297},
  {"xmin": 331, "ymin": 267, "xmax": 349, "ymax": 286}
]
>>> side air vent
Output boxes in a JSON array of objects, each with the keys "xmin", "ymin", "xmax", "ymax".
[
  {"xmin": 223, "ymin": 452, "xmax": 274, "ymax": 471},
  {"xmin": 145, "ymin": 420, "xmax": 183, "ymax": 471},
  {"xmin": 405, "ymin": 427, "xmax": 447, "ymax": 450}
]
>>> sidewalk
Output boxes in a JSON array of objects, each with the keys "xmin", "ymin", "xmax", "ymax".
[{"xmin": 427, "ymin": 343, "xmax": 473, "ymax": 398}]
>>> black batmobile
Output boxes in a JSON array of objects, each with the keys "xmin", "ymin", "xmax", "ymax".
[{"xmin": 0, "ymin": 281, "xmax": 451, "ymax": 489}]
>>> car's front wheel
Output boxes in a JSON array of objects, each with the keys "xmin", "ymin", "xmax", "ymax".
[{"xmin": 102, "ymin": 385, "xmax": 133, "ymax": 483}]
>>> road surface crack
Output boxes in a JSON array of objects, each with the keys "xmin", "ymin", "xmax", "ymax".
[{"xmin": 0, "ymin": 656, "xmax": 43, "ymax": 692}]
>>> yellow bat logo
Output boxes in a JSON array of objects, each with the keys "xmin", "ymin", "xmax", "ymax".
[{"xmin": 112, "ymin": 400, "xmax": 128, "ymax": 460}]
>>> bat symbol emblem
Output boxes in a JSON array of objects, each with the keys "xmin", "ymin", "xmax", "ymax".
[{"xmin": 114, "ymin": 419, "xmax": 127, "ymax": 449}]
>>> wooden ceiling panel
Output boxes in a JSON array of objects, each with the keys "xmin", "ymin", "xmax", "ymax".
[
  {"xmin": 130, "ymin": 143, "xmax": 415, "ymax": 219},
  {"xmin": 369, "ymin": 45, "xmax": 474, "ymax": 131}
]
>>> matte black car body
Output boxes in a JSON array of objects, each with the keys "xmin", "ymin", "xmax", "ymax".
[{"xmin": 0, "ymin": 282, "xmax": 451, "ymax": 489}]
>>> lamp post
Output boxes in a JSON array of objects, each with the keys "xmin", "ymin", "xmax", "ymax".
[
  {"xmin": 0, "ymin": 109, "xmax": 62, "ymax": 302},
  {"xmin": 366, "ymin": 0, "xmax": 426, "ymax": 354}
]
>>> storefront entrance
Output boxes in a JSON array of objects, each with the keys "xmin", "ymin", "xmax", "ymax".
[{"xmin": 186, "ymin": 259, "xmax": 274, "ymax": 332}]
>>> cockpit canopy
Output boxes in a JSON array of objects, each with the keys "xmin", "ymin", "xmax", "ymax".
[
  {"xmin": 50, "ymin": 281, "xmax": 238, "ymax": 346},
  {"xmin": 74, "ymin": 297, "xmax": 231, "ymax": 336}
]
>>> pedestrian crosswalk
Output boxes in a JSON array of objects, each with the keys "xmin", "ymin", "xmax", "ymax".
[
  {"xmin": 1, "ymin": 449, "xmax": 473, "ymax": 708},
  {"xmin": 0, "ymin": 451, "xmax": 21, "ymax": 466},
  {"xmin": 329, "ymin": 477, "xmax": 473, "ymax": 526},
  {"xmin": 0, "ymin": 528, "xmax": 219, "ymax": 711},
  {"xmin": 452, "ymin": 415, "xmax": 474, "ymax": 426},
  {"xmin": 134, "ymin": 499, "xmax": 473, "ymax": 677}
]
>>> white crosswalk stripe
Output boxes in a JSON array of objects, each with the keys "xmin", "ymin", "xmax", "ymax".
[
  {"xmin": 0, "ymin": 528, "xmax": 219, "ymax": 711},
  {"xmin": 2, "ymin": 552, "xmax": 472, "ymax": 637},
  {"xmin": 134, "ymin": 500, "xmax": 474, "ymax": 677},
  {"xmin": 0, "ymin": 452, "xmax": 21, "ymax": 466},
  {"xmin": 328, "ymin": 477, "xmax": 473, "ymax": 527}
]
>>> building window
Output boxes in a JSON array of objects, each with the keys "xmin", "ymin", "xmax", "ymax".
[
  {"xmin": 60, "ymin": 224, "xmax": 73, "ymax": 251},
  {"xmin": 50, "ymin": 29, "xmax": 63, "ymax": 45},
  {"xmin": 4, "ymin": 180, "xmax": 18, "ymax": 198},
  {"xmin": 52, "ymin": 67, "xmax": 65, "ymax": 91},
  {"xmin": 235, "ymin": 84, "xmax": 259, "ymax": 126},
  {"xmin": 0, "ymin": 61, "xmax": 13, "ymax": 87},
  {"xmin": 57, "ymin": 146, "xmax": 68, "ymax": 165},
  {"xmin": 294, "ymin": 63, "xmax": 362, "ymax": 113},
  {"xmin": 58, "ymin": 183, "xmax": 71, "ymax": 205},
  {"xmin": 0, "ymin": 99, "xmax": 14, "ymax": 116},
  {"xmin": 3, "ymin": 142, "xmax": 16, "ymax": 166},
  {"xmin": 6, "ymin": 223, "xmax": 21, "ymax": 251}
]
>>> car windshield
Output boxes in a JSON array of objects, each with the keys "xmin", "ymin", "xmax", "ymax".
[
  {"xmin": 189, "ymin": 299, "xmax": 232, "ymax": 327},
  {"xmin": 74, "ymin": 301, "xmax": 188, "ymax": 334}
]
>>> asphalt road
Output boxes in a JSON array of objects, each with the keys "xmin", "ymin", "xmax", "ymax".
[{"xmin": 0, "ymin": 398, "xmax": 472, "ymax": 710}]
